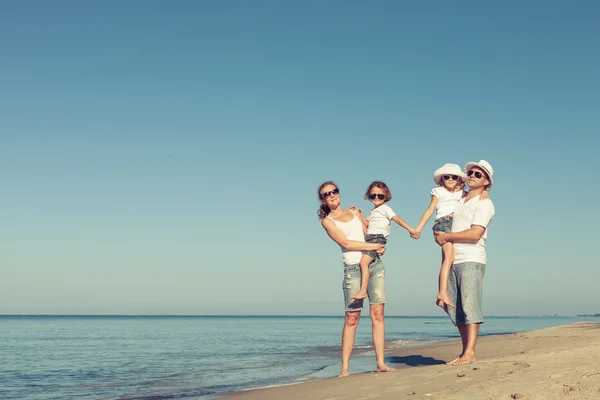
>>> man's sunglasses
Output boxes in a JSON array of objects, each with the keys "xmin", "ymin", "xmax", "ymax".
[
  {"xmin": 320, "ymin": 188, "xmax": 339, "ymax": 199},
  {"xmin": 369, "ymin": 193, "xmax": 385, "ymax": 200},
  {"xmin": 467, "ymin": 170, "xmax": 488, "ymax": 179},
  {"xmin": 443, "ymin": 175, "xmax": 459, "ymax": 181}
]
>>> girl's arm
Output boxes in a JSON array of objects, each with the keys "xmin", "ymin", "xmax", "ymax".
[
  {"xmin": 350, "ymin": 205, "xmax": 368, "ymax": 235},
  {"xmin": 414, "ymin": 195, "xmax": 438, "ymax": 233},
  {"xmin": 322, "ymin": 218, "xmax": 384, "ymax": 252}
]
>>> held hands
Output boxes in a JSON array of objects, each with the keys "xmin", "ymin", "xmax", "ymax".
[
  {"xmin": 376, "ymin": 244, "xmax": 386, "ymax": 256},
  {"xmin": 433, "ymin": 231, "xmax": 449, "ymax": 246},
  {"xmin": 410, "ymin": 229, "xmax": 421, "ymax": 240}
]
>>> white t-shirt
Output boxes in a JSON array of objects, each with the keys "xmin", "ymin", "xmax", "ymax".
[
  {"xmin": 366, "ymin": 204, "xmax": 396, "ymax": 237},
  {"xmin": 329, "ymin": 214, "xmax": 365, "ymax": 265},
  {"xmin": 430, "ymin": 186, "xmax": 464, "ymax": 219},
  {"xmin": 452, "ymin": 196, "xmax": 495, "ymax": 264}
]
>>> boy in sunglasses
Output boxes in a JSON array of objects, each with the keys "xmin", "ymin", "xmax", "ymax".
[
  {"xmin": 414, "ymin": 163, "xmax": 489, "ymax": 310},
  {"xmin": 350, "ymin": 181, "xmax": 417, "ymax": 300}
]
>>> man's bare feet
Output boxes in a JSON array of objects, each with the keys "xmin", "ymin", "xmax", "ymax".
[
  {"xmin": 436, "ymin": 292, "xmax": 455, "ymax": 308},
  {"xmin": 446, "ymin": 355, "xmax": 461, "ymax": 365},
  {"xmin": 449, "ymin": 351, "xmax": 476, "ymax": 366},
  {"xmin": 376, "ymin": 364, "xmax": 396, "ymax": 373},
  {"xmin": 351, "ymin": 290, "xmax": 368, "ymax": 300}
]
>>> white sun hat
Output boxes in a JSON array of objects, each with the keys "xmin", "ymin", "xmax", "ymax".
[
  {"xmin": 464, "ymin": 159, "xmax": 494, "ymax": 191},
  {"xmin": 433, "ymin": 163, "xmax": 468, "ymax": 185}
]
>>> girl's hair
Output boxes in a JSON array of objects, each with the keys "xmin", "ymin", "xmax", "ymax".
[
  {"xmin": 317, "ymin": 181, "xmax": 338, "ymax": 220},
  {"xmin": 440, "ymin": 178, "xmax": 465, "ymax": 192},
  {"xmin": 364, "ymin": 181, "xmax": 392, "ymax": 202}
]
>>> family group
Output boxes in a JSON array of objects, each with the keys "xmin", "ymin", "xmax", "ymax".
[{"xmin": 317, "ymin": 160, "xmax": 495, "ymax": 377}]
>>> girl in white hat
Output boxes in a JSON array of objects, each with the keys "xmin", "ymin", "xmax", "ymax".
[{"xmin": 413, "ymin": 164, "xmax": 488, "ymax": 309}]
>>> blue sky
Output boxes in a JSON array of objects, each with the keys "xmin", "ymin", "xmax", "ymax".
[{"xmin": 2, "ymin": 1, "xmax": 598, "ymax": 316}]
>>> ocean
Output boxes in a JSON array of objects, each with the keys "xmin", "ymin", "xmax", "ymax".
[{"xmin": 1, "ymin": 315, "xmax": 592, "ymax": 400}]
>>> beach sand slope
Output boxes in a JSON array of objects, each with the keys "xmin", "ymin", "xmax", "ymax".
[{"xmin": 221, "ymin": 322, "xmax": 600, "ymax": 400}]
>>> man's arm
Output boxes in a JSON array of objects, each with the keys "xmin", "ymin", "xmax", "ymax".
[{"xmin": 435, "ymin": 225, "xmax": 486, "ymax": 245}]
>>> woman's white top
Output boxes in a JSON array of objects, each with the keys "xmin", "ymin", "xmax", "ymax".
[{"xmin": 328, "ymin": 213, "xmax": 364, "ymax": 265}]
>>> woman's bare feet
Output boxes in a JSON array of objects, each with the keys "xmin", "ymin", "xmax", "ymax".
[
  {"xmin": 436, "ymin": 291, "xmax": 455, "ymax": 308},
  {"xmin": 376, "ymin": 363, "xmax": 396, "ymax": 373},
  {"xmin": 337, "ymin": 370, "xmax": 350, "ymax": 377},
  {"xmin": 351, "ymin": 290, "xmax": 368, "ymax": 300}
]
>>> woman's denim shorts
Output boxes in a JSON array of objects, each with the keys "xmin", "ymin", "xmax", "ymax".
[{"xmin": 342, "ymin": 258, "xmax": 387, "ymax": 312}]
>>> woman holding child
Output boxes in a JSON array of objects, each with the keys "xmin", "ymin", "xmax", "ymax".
[{"xmin": 317, "ymin": 181, "xmax": 396, "ymax": 377}]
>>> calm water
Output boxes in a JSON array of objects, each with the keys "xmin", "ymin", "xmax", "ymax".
[{"xmin": 1, "ymin": 315, "xmax": 593, "ymax": 400}]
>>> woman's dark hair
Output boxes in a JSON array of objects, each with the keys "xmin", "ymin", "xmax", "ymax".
[
  {"xmin": 364, "ymin": 181, "xmax": 392, "ymax": 202},
  {"xmin": 317, "ymin": 181, "xmax": 337, "ymax": 220}
]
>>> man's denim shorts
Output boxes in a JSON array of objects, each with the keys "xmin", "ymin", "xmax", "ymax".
[
  {"xmin": 432, "ymin": 215, "xmax": 453, "ymax": 233},
  {"xmin": 362, "ymin": 233, "xmax": 387, "ymax": 261},
  {"xmin": 342, "ymin": 258, "xmax": 387, "ymax": 312},
  {"xmin": 447, "ymin": 262, "xmax": 486, "ymax": 326}
]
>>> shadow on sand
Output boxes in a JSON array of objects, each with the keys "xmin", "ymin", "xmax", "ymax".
[{"xmin": 386, "ymin": 355, "xmax": 446, "ymax": 367}]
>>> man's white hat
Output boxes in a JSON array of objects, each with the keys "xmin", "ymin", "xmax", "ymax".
[
  {"xmin": 433, "ymin": 163, "xmax": 468, "ymax": 185},
  {"xmin": 464, "ymin": 159, "xmax": 494, "ymax": 191}
]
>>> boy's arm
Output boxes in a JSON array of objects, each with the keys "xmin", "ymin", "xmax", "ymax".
[
  {"xmin": 391, "ymin": 215, "xmax": 416, "ymax": 234},
  {"xmin": 350, "ymin": 206, "xmax": 368, "ymax": 235}
]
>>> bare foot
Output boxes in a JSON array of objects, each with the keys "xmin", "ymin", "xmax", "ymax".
[
  {"xmin": 437, "ymin": 292, "xmax": 455, "ymax": 308},
  {"xmin": 449, "ymin": 351, "xmax": 476, "ymax": 366},
  {"xmin": 446, "ymin": 355, "xmax": 461, "ymax": 365},
  {"xmin": 338, "ymin": 369, "xmax": 350, "ymax": 378},
  {"xmin": 351, "ymin": 290, "xmax": 368, "ymax": 300},
  {"xmin": 376, "ymin": 364, "xmax": 396, "ymax": 373}
]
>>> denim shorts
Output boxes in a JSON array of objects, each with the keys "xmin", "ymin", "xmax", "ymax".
[
  {"xmin": 447, "ymin": 262, "xmax": 486, "ymax": 326},
  {"xmin": 342, "ymin": 258, "xmax": 387, "ymax": 312},
  {"xmin": 432, "ymin": 215, "xmax": 453, "ymax": 233},
  {"xmin": 362, "ymin": 233, "xmax": 387, "ymax": 261}
]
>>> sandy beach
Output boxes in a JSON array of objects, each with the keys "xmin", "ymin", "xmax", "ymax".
[{"xmin": 221, "ymin": 322, "xmax": 600, "ymax": 400}]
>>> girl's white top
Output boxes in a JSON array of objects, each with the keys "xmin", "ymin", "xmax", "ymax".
[
  {"xmin": 431, "ymin": 187, "xmax": 464, "ymax": 219},
  {"xmin": 328, "ymin": 213, "xmax": 364, "ymax": 265},
  {"xmin": 366, "ymin": 204, "xmax": 396, "ymax": 237}
]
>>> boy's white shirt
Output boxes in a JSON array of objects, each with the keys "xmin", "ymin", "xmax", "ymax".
[{"xmin": 366, "ymin": 204, "xmax": 396, "ymax": 237}]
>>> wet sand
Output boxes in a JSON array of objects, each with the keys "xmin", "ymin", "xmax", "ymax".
[{"xmin": 220, "ymin": 322, "xmax": 600, "ymax": 400}]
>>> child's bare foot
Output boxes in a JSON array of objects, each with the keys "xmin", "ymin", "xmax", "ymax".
[
  {"xmin": 437, "ymin": 292, "xmax": 455, "ymax": 308},
  {"xmin": 351, "ymin": 290, "xmax": 368, "ymax": 300},
  {"xmin": 337, "ymin": 369, "xmax": 350, "ymax": 377}
]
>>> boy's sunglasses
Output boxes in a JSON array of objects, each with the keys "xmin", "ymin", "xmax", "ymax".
[
  {"xmin": 467, "ymin": 170, "xmax": 487, "ymax": 179},
  {"xmin": 320, "ymin": 188, "xmax": 339, "ymax": 199},
  {"xmin": 369, "ymin": 193, "xmax": 385, "ymax": 200},
  {"xmin": 443, "ymin": 175, "xmax": 459, "ymax": 181}
]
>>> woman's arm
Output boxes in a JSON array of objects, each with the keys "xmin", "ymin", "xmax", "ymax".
[
  {"xmin": 414, "ymin": 195, "xmax": 438, "ymax": 233},
  {"xmin": 322, "ymin": 218, "xmax": 384, "ymax": 252}
]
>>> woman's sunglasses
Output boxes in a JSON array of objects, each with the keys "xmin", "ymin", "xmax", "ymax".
[
  {"xmin": 369, "ymin": 193, "xmax": 385, "ymax": 200},
  {"xmin": 443, "ymin": 175, "xmax": 459, "ymax": 181},
  {"xmin": 320, "ymin": 188, "xmax": 339, "ymax": 199},
  {"xmin": 467, "ymin": 170, "xmax": 487, "ymax": 179}
]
